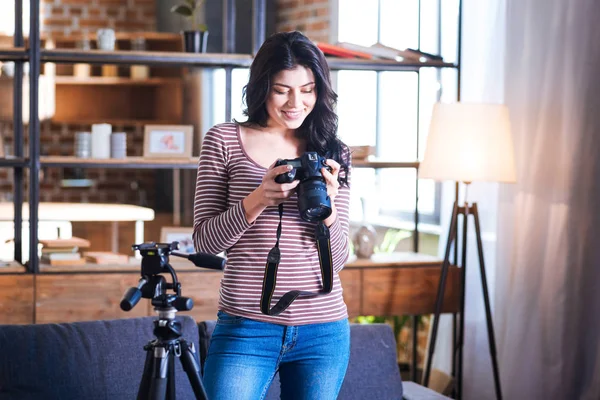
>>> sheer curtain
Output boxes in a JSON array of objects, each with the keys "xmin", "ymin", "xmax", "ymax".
[
  {"xmin": 430, "ymin": 0, "xmax": 506, "ymax": 398},
  {"xmin": 496, "ymin": 0, "xmax": 600, "ymax": 399}
]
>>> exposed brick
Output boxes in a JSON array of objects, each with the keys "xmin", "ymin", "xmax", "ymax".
[
  {"xmin": 106, "ymin": 7, "xmax": 121, "ymax": 18},
  {"xmin": 88, "ymin": 8, "xmax": 102, "ymax": 18},
  {"xmin": 79, "ymin": 19, "xmax": 113, "ymax": 29},
  {"xmin": 60, "ymin": 0, "xmax": 93, "ymax": 4},
  {"xmin": 275, "ymin": 0, "xmax": 331, "ymax": 40},
  {"xmin": 97, "ymin": 0, "xmax": 128, "ymax": 5},
  {"xmin": 43, "ymin": 18, "xmax": 74, "ymax": 27},
  {"xmin": 307, "ymin": 20, "xmax": 328, "ymax": 32},
  {"xmin": 51, "ymin": 6, "xmax": 66, "ymax": 17},
  {"xmin": 114, "ymin": 21, "xmax": 149, "ymax": 31},
  {"xmin": 68, "ymin": 7, "xmax": 84, "ymax": 16}
]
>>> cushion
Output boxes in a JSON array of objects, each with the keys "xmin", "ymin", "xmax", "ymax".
[{"xmin": 0, "ymin": 316, "xmax": 199, "ymax": 400}]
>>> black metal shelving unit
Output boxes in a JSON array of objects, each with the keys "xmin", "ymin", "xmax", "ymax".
[{"xmin": 1, "ymin": 0, "xmax": 460, "ymax": 275}]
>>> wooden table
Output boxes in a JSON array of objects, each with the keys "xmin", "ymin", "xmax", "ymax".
[{"xmin": 0, "ymin": 202, "xmax": 155, "ymax": 254}]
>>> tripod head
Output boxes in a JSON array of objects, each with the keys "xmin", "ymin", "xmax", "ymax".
[{"xmin": 120, "ymin": 241, "xmax": 225, "ymax": 314}]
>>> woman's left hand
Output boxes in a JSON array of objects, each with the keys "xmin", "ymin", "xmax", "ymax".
[{"xmin": 321, "ymin": 159, "xmax": 341, "ymax": 201}]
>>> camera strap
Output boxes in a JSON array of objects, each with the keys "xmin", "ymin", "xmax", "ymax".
[{"xmin": 260, "ymin": 203, "xmax": 333, "ymax": 316}]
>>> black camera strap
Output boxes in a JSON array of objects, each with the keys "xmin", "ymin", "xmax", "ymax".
[{"xmin": 260, "ymin": 204, "xmax": 333, "ymax": 316}]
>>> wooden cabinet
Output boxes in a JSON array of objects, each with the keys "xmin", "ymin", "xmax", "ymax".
[
  {"xmin": 0, "ymin": 253, "xmax": 459, "ymax": 325},
  {"xmin": 0, "ymin": 273, "xmax": 35, "ymax": 324}
]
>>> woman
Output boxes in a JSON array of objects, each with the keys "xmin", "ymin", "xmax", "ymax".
[{"xmin": 193, "ymin": 31, "xmax": 352, "ymax": 399}]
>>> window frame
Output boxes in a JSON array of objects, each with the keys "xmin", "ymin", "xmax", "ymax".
[{"xmin": 334, "ymin": 0, "xmax": 449, "ymax": 228}]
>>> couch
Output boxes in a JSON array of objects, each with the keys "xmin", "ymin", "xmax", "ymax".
[{"xmin": 0, "ymin": 316, "xmax": 449, "ymax": 399}]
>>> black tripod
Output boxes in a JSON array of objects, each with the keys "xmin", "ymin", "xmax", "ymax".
[
  {"xmin": 422, "ymin": 198, "xmax": 503, "ymax": 400},
  {"xmin": 121, "ymin": 242, "xmax": 225, "ymax": 400},
  {"xmin": 137, "ymin": 304, "xmax": 207, "ymax": 400}
]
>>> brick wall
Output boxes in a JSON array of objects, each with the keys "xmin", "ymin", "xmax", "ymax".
[
  {"xmin": 275, "ymin": 0, "xmax": 332, "ymax": 43},
  {"xmin": 0, "ymin": 0, "xmax": 158, "ymax": 207},
  {"xmin": 41, "ymin": 0, "xmax": 156, "ymax": 36}
]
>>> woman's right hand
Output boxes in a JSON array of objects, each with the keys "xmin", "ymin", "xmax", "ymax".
[{"xmin": 242, "ymin": 161, "xmax": 300, "ymax": 223}]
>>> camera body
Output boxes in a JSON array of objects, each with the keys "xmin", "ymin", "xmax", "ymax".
[{"xmin": 274, "ymin": 152, "xmax": 333, "ymax": 222}]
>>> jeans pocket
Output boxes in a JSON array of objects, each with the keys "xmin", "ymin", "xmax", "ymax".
[{"xmin": 216, "ymin": 310, "xmax": 244, "ymax": 325}]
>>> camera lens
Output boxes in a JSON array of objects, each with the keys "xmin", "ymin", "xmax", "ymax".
[
  {"xmin": 302, "ymin": 205, "xmax": 331, "ymax": 221},
  {"xmin": 297, "ymin": 180, "xmax": 332, "ymax": 222}
]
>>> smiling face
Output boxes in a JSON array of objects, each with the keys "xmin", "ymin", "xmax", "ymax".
[{"xmin": 265, "ymin": 65, "xmax": 317, "ymax": 133}]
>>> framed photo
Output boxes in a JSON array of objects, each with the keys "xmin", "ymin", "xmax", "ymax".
[
  {"xmin": 143, "ymin": 125, "xmax": 193, "ymax": 158},
  {"xmin": 160, "ymin": 226, "xmax": 195, "ymax": 253}
]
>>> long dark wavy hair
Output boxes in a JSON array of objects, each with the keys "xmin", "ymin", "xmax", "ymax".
[{"xmin": 238, "ymin": 31, "xmax": 350, "ymax": 186}]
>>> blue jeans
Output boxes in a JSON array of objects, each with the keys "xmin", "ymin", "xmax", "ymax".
[{"xmin": 203, "ymin": 311, "xmax": 350, "ymax": 400}]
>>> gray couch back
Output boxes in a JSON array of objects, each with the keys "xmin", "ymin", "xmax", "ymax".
[
  {"xmin": 0, "ymin": 317, "xmax": 403, "ymax": 400},
  {"xmin": 0, "ymin": 316, "xmax": 199, "ymax": 400}
]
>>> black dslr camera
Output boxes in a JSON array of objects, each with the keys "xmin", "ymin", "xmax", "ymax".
[{"xmin": 274, "ymin": 152, "xmax": 332, "ymax": 222}]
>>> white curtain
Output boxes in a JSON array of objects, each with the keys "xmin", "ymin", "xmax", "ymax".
[{"xmin": 496, "ymin": 0, "xmax": 600, "ymax": 399}]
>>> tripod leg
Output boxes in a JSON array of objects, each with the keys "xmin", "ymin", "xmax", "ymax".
[
  {"xmin": 456, "ymin": 203, "xmax": 469, "ymax": 400},
  {"xmin": 137, "ymin": 344, "xmax": 155, "ymax": 400},
  {"xmin": 179, "ymin": 340, "xmax": 209, "ymax": 400},
  {"xmin": 472, "ymin": 203, "xmax": 503, "ymax": 400},
  {"xmin": 423, "ymin": 202, "xmax": 459, "ymax": 387},
  {"xmin": 167, "ymin": 349, "xmax": 176, "ymax": 400},
  {"xmin": 148, "ymin": 345, "xmax": 170, "ymax": 400}
]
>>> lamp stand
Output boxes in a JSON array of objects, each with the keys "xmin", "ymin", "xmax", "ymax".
[{"xmin": 422, "ymin": 199, "xmax": 502, "ymax": 400}]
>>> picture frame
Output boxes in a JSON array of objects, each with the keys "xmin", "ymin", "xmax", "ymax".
[
  {"xmin": 143, "ymin": 125, "xmax": 193, "ymax": 158},
  {"xmin": 160, "ymin": 226, "xmax": 195, "ymax": 254}
]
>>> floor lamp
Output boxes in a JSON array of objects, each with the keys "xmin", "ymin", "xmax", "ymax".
[{"xmin": 418, "ymin": 103, "xmax": 516, "ymax": 400}]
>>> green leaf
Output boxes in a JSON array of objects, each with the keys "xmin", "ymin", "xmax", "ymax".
[
  {"xmin": 170, "ymin": 4, "xmax": 193, "ymax": 17},
  {"xmin": 185, "ymin": 0, "xmax": 196, "ymax": 7}
]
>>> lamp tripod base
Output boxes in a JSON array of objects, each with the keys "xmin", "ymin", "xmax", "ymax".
[{"xmin": 422, "ymin": 201, "xmax": 502, "ymax": 400}]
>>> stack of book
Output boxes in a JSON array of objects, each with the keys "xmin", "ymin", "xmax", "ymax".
[
  {"xmin": 315, "ymin": 41, "xmax": 444, "ymax": 63},
  {"xmin": 39, "ymin": 237, "xmax": 91, "ymax": 266},
  {"xmin": 83, "ymin": 251, "xmax": 130, "ymax": 265}
]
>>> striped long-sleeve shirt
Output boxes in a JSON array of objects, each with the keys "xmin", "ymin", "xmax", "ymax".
[{"xmin": 193, "ymin": 122, "xmax": 351, "ymax": 326}]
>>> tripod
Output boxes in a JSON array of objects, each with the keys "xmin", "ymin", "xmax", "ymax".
[
  {"xmin": 422, "ymin": 198, "xmax": 503, "ymax": 400},
  {"xmin": 137, "ymin": 306, "xmax": 207, "ymax": 400},
  {"xmin": 121, "ymin": 241, "xmax": 226, "ymax": 400}
]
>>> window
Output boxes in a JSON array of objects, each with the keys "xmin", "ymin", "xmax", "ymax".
[
  {"xmin": 0, "ymin": 2, "xmax": 30, "ymax": 36},
  {"xmin": 336, "ymin": 0, "xmax": 459, "ymax": 228}
]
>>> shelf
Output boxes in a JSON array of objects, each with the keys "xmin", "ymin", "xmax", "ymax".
[
  {"xmin": 49, "ymin": 117, "xmax": 181, "ymax": 126},
  {"xmin": 0, "ymin": 261, "xmax": 27, "ymax": 274},
  {"xmin": 3, "ymin": 156, "xmax": 418, "ymax": 170},
  {"xmin": 39, "ymin": 49, "xmax": 455, "ymax": 71},
  {"xmin": 38, "ymin": 157, "xmax": 415, "ymax": 170},
  {"xmin": 0, "ymin": 47, "xmax": 28, "ymax": 62},
  {"xmin": 0, "ymin": 157, "xmax": 28, "ymax": 167},
  {"xmin": 353, "ymin": 160, "xmax": 420, "ymax": 169},
  {"xmin": 42, "ymin": 49, "xmax": 254, "ymax": 68},
  {"xmin": 41, "ymin": 156, "xmax": 198, "ymax": 169},
  {"xmin": 326, "ymin": 57, "xmax": 457, "ymax": 72},
  {"xmin": 41, "ymin": 32, "xmax": 182, "ymax": 43},
  {"xmin": 54, "ymin": 77, "xmax": 182, "ymax": 86}
]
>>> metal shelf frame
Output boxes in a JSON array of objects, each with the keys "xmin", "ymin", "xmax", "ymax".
[
  {"xmin": 2, "ymin": 0, "xmax": 266, "ymax": 274},
  {"xmin": 3, "ymin": 0, "xmax": 460, "ymax": 279}
]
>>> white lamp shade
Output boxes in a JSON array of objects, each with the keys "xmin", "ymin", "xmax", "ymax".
[{"xmin": 419, "ymin": 103, "xmax": 517, "ymax": 183}]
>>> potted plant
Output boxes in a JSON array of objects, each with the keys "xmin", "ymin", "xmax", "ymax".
[{"xmin": 171, "ymin": 0, "xmax": 209, "ymax": 53}]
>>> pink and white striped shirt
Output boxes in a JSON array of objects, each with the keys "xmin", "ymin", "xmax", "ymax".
[{"xmin": 193, "ymin": 122, "xmax": 351, "ymax": 326}]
